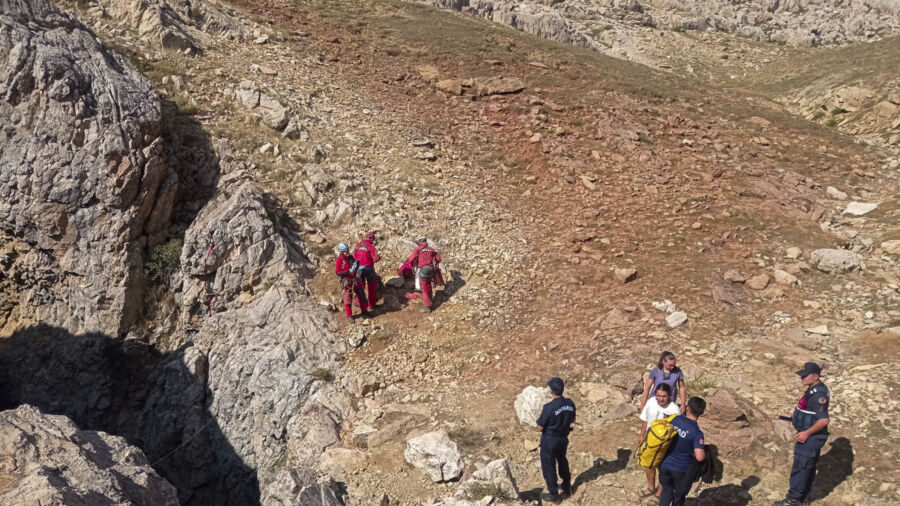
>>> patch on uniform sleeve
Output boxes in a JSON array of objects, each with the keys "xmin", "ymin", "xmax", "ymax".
[
  {"xmin": 818, "ymin": 397, "xmax": 827, "ymax": 404},
  {"xmin": 698, "ymin": 439, "xmax": 705, "ymax": 445}
]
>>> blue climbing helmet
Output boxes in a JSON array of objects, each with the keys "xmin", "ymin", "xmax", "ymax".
[{"xmin": 338, "ymin": 242, "xmax": 349, "ymax": 252}]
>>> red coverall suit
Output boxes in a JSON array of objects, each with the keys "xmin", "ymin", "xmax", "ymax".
[
  {"xmin": 353, "ymin": 239, "xmax": 380, "ymax": 311},
  {"xmin": 335, "ymin": 253, "xmax": 367, "ymax": 318},
  {"xmin": 406, "ymin": 243, "xmax": 442, "ymax": 309}
]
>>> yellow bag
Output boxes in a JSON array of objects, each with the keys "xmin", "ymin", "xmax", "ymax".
[{"xmin": 635, "ymin": 414, "xmax": 679, "ymax": 469}]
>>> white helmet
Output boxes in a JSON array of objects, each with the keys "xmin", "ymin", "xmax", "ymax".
[{"xmin": 337, "ymin": 242, "xmax": 349, "ymax": 252}]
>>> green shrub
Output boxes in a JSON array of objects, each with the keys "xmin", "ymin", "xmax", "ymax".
[
  {"xmin": 465, "ymin": 482, "xmax": 504, "ymax": 501},
  {"xmin": 685, "ymin": 377, "xmax": 718, "ymax": 396},
  {"xmin": 145, "ymin": 239, "xmax": 183, "ymax": 282},
  {"xmin": 310, "ymin": 368, "xmax": 334, "ymax": 382}
]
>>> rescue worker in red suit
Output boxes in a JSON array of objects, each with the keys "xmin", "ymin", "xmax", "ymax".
[
  {"xmin": 335, "ymin": 242, "xmax": 368, "ymax": 323},
  {"xmin": 405, "ymin": 236, "xmax": 443, "ymax": 313},
  {"xmin": 353, "ymin": 231, "xmax": 380, "ymax": 312}
]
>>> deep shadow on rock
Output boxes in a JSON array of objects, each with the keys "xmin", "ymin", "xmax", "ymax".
[{"xmin": 0, "ymin": 324, "xmax": 259, "ymax": 506}]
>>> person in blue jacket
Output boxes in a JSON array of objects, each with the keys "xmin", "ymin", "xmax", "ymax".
[
  {"xmin": 658, "ymin": 396, "xmax": 707, "ymax": 506},
  {"xmin": 774, "ymin": 362, "xmax": 830, "ymax": 506},
  {"xmin": 536, "ymin": 377, "xmax": 576, "ymax": 503}
]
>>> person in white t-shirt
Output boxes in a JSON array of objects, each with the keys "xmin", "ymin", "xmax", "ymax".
[{"xmin": 637, "ymin": 383, "xmax": 681, "ymax": 499}]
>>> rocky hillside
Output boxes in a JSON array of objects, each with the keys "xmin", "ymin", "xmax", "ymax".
[
  {"xmin": 417, "ymin": 0, "xmax": 900, "ymax": 144},
  {"xmin": 1, "ymin": 0, "xmax": 898, "ymax": 504},
  {"xmin": 419, "ymin": 0, "xmax": 900, "ymax": 55}
]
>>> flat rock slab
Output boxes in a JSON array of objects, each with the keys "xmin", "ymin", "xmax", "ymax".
[
  {"xmin": 842, "ymin": 202, "xmax": 877, "ymax": 216},
  {"xmin": 881, "ymin": 240, "xmax": 900, "ymax": 255},
  {"xmin": 666, "ymin": 311, "xmax": 688, "ymax": 328},
  {"xmin": 810, "ymin": 249, "xmax": 861, "ymax": 273},
  {"xmin": 475, "ymin": 76, "xmax": 525, "ymax": 96}
]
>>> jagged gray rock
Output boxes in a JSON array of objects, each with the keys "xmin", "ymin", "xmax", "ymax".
[
  {"xmin": 176, "ymin": 170, "xmax": 350, "ymax": 504},
  {"xmin": 0, "ymin": 404, "xmax": 178, "ymax": 506},
  {"xmin": 96, "ymin": 0, "xmax": 247, "ymax": 51},
  {"xmin": 98, "ymin": 0, "xmax": 199, "ymax": 51},
  {"xmin": 178, "ymin": 172, "xmax": 314, "ymax": 317},
  {"xmin": 0, "ymin": 174, "xmax": 351, "ymax": 505},
  {"xmin": 809, "ymin": 248, "xmax": 862, "ymax": 273},
  {"xmin": 456, "ymin": 458, "xmax": 520, "ymax": 501},
  {"xmin": 235, "ymin": 80, "xmax": 292, "ymax": 131},
  {"xmin": 425, "ymin": 0, "xmax": 599, "ymax": 50},
  {"xmin": 0, "ymin": 0, "xmax": 176, "ymax": 337},
  {"xmin": 424, "ymin": 0, "xmax": 900, "ymax": 47},
  {"xmin": 1, "ymin": 5, "xmax": 349, "ymax": 497}
]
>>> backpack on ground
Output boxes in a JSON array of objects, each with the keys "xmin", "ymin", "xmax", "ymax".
[{"xmin": 635, "ymin": 414, "xmax": 679, "ymax": 469}]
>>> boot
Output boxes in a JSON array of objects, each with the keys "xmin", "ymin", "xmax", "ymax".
[
  {"xmin": 420, "ymin": 306, "xmax": 432, "ymax": 313},
  {"xmin": 347, "ymin": 316, "xmax": 355, "ymax": 324},
  {"xmin": 541, "ymin": 491, "xmax": 562, "ymax": 504},
  {"xmin": 561, "ymin": 483, "xmax": 572, "ymax": 497},
  {"xmin": 773, "ymin": 498, "xmax": 802, "ymax": 506}
]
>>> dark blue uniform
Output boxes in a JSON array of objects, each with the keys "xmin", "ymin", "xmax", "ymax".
[
  {"xmin": 788, "ymin": 382, "xmax": 830, "ymax": 501},
  {"xmin": 536, "ymin": 396, "xmax": 576, "ymax": 494}
]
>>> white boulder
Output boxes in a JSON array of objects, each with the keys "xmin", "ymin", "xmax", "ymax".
[
  {"xmin": 514, "ymin": 385, "xmax": 551, "ymax": 425},
  {"xmin": 404, "ymin": 430, "xmax": 464, "ymax": 482}
]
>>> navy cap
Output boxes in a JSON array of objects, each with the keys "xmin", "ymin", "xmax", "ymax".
[
  {"xmin": 547, "ymin": 377, "xmax": 564, "ymax": 393},
  {"xmin": 796, "ymin": 362, "xmax": 822, "ymax": 377}
]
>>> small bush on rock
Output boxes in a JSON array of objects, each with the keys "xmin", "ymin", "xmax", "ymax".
[{"xmin": 145, "ymin": 239, "xmax": 183, "ymax": 283}]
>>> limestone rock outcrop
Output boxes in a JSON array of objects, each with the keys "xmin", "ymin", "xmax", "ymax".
[
  {"xmin": 174, "ymin": 170, "xmax": 349, "ymax": 504},
  {"xmin": 95, "ymin": 0, "xmax": 247, "ymax": 51},
  {"xmin": 422, "ymin": 0, "xmax": 900, "ymax": 48},
  {"xmin": 1, "ymin": 5, "xmax": 348, "ymax": 503},
  {"xmin": 809, "ymin": 248, "xmax": 862, "ymax": 273},
  {"xmin": 0, "ymin": 404, "xmax": 178, "ymax": 506},
  {"xmin": 0, "ymin": 0, "xmax": 176, "ymax": 337},
  {"xmin": 514, "ymin": 385, "xmax": 551, "ymax": 425},
  {"xmin": 404, "ymin": 430, "xmax": 465, "ymax": 482},
  {"xmin": 456, "ymin": 458, "xmax": 519, "ymax": 500}
]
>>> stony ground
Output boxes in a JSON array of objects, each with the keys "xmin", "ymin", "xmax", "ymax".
[{"xmin": 62, "ymin": 0, "xmax": 899, "ymax": 504}]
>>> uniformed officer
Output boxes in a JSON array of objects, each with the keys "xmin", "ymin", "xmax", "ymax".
[
  {"xmin": 774, "ymin": 362, "xmax": 830, "ymax": 506},
  {"xmin": 536, "ymin": 377, "xmax": 576, "ymax": 503}
]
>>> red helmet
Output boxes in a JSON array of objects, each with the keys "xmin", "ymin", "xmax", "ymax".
[{"xmin": 365, "ymin": 231, "xmax": 376, "ymax": 241}]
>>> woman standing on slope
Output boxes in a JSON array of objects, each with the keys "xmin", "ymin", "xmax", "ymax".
[{"xmin": 640, "ymin": 351, "xmax": 687, "ymax": 413}]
